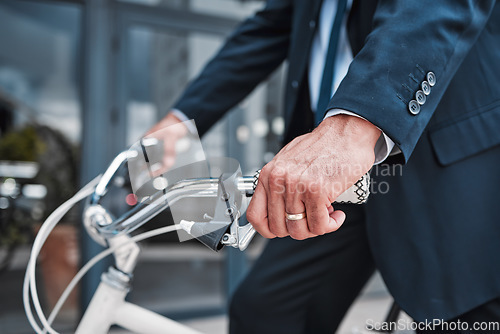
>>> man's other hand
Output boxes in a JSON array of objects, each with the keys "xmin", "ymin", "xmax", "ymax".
[
  {"xmin": 247, "ymin": 114, "xmax": 381, "ymax": 240},
  {"xmin": 144, "ymin": 112, "xmax": 188, "ymax": 175}
]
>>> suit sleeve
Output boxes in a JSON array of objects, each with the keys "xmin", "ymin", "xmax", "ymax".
[
  {"xmin": 328, "ymin": 0, "xmax": 496, "ymax": 162},
  {"xmin": 174, "ymin": 0, "xmax": 292, "ymax": 136}
]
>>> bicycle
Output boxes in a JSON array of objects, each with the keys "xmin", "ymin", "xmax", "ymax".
[{"xmin": 23, "ymin": 141, "xmax": 371, "ymax": 334}]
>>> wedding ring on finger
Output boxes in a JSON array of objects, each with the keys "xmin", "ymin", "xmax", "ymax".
[{"xmin": 286, "ymin": 212, "xmax": 306, "ymax": 221}]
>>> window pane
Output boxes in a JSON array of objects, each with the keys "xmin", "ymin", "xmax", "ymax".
[{"xmin": 0, "ymin": 0, "xmax": 82, "ymax": 142}]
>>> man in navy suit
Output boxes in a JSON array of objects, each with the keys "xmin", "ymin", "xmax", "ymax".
[{"xmin": 148, "ymin": 0, "xmax": 500, "ymax": 332}]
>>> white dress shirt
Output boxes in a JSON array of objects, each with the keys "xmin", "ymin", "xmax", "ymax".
[{"xmin": 309, "ymin": 0, "xmax": 396, "ymax": 164}]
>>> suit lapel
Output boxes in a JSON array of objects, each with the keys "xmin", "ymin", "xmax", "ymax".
[
  {"xmin": 347, "ymin": 0, "xmax": 378, "ymax": 55},
  {"xmin": 285, "ymin": 0, "xmax": 323, "ymax": 123},
  {"xmin": 292, "ymin": 0, "xmax": 322, "ymax": 73}
]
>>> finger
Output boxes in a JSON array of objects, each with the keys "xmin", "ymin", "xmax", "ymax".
[
  {"xmin": 142, "ymin": 136, "xmax": 174, "ymax": 177},
  {"xmin": 286, "ymin": 215, "xmax": 315, "ymax": 240},
  {"xmin": 161, "ymin": 138, "xmax": 177, "ymax": 171},
  {"xmin": 145, "ymin": 120, "xmax": 186, "ymax": 176},
  {"xmin": 304, "ymin": 198, "xmax": 341, "ymax": 236},
  {"xmin": 300, "ymin": 175, "xmax": 331, "ymax": 236},
  {"xmin": 267, "ymin": 167, "xmax": 289, "ymax": 238},
  {"xmin": 247, "ymin": 180, "xmax": 275, "ymax": 239},
  {"xmin": 284, "ymin": 179, "xmax": 310, "ymax": 240},
  {"xmin": 148, "ymin": 138, "xmax": 178, "ymax": 177},
  {"xmin": 329, "ymin": 207, "xmax": 346, "ymax": 231}
]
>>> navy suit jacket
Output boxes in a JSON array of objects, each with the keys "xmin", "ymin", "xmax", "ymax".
[{"xmin": 174, "ymin": 0, "xmax": 500, "ymax": 321}]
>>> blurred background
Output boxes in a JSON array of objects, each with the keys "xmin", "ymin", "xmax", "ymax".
[{"xmin": 0, "ymin": 0, "xmax": 397, "ymax": 333}]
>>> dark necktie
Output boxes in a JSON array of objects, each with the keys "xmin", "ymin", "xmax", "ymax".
[{"xmin": 315, "ymin": 0, "xmax": 348, "ymax": 126}]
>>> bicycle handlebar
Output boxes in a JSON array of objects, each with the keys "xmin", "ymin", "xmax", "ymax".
[{"xmin": 84, "ymin": 151, "xmax": 370, "ymax": 251}]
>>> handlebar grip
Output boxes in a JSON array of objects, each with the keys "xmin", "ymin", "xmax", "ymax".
[{"xmin": 252, "ymin": 170, "xmax": 370, "ymax": 204}]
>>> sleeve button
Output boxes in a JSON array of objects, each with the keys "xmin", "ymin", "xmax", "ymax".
[
  {"xmin": 416, "ymin": 90, "xmax": 426, "ymax": 105},
  {"xmin": 409, "ymin": 100, "xmax": 421, "ymax": 115},
  {"xmin": 427, "ymin": 72, "xmax": 436, "ymax": 86},
  {"xmin": 421, "ymin": 81, "xmax": 431, "ymax": 95}
]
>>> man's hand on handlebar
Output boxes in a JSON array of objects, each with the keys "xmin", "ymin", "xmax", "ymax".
[{"xmin": 247, "ymin": 114, "xmax": 380, "ymax": 241}]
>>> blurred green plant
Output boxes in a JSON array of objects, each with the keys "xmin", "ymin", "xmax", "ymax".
[
  {"xmin": 0, "ymin": 126, "xmax": 44, "ymax": 250},
  {"xmin": 0, "ymin": 126, "xmax": 46, "ymax": 161},
  {"xmin": 0, "ymin": 124, "xmax": 78, "ymax": 250}
]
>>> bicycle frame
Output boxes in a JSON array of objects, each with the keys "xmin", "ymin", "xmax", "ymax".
[{"xmin": 76, "ymin": 235, "xmax": 202, "ymax": 334}]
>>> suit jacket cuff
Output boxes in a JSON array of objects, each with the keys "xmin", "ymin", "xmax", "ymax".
[{"xmin": 170, "ymin": 109, "xmax": 198, "ymax": 134}]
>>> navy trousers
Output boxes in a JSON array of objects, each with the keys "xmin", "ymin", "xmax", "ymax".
[
  {"xmin": 229, "ymin": 204, "xmax": 376, "ymax": 333},
  {"xmin": 229, "ymin": 203, "xmax": 500, "ymax": 333}
]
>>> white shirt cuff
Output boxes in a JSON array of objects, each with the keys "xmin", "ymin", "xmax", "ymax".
[
  {"xmin": 170, "ymin": 109, "xmax": 198, "ymax": 134},
  {"xmin": 324, "ymin": 109, "xmax": 397, "ymax": 165}
]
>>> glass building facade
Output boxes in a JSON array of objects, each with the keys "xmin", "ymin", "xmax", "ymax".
[{"xmin": 0, "ymin": 0, "xmax": 290, "ymax": 332}]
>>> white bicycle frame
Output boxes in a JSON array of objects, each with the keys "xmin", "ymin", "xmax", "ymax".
[{"xmin": 76, "ymin": 235, "xmax": 203, "ymax": 334}]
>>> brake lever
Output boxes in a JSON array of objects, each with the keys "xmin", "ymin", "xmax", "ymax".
[
  {"xmin": 216, "ymin": 173, "xmax": 255, "ymax": 251},
  {"xmin": 220, "ymin": 217, "xmax": 256, "ymax": 251},
  {"xmin": 179, "ymin": 213, "xmax": 256, "ymax": 251}
]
